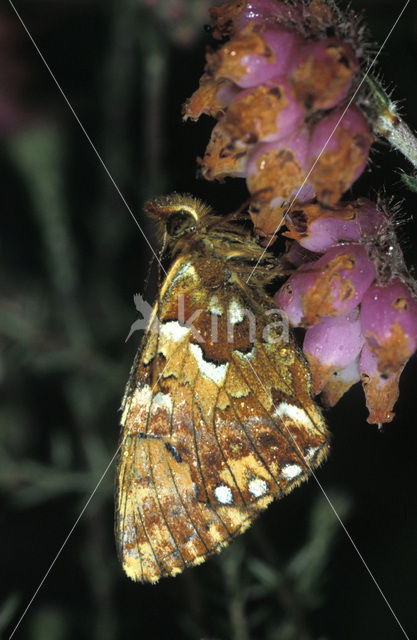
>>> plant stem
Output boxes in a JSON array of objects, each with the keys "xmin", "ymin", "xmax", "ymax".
[{"xmin": 366, "ymin": 76, "xmax": 417, "ymax": 170}]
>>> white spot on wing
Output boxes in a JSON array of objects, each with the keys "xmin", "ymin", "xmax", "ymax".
[
  {"xmin": 121, "ymin": 384, "xmax": 153, "ymax": 424},
  {"xmin": 169, "ymin": 262, "xmax": 196, "ymax": 288},
  {"xmin": 305, "ymin": 446, "xmax": 319, "ymax": 461},
  {"xmin": 159, "ymin": 320, "xmax": 190, "ymax": 342},
  {"xmin": 281, "ymin": 464, "xmax": 303, "ymax": 480},
  {"xmin": 273, "ymin": 402, "xmax": 314, "ymax": 427},
  {"xmin": 248, "ymin": 478, "xmax": 268, "ymax": 498},
  {"xmin": 234, "ymin": 344, "xmax": 256, "ymax": 361},
  {"xmin": 132, "ymin": 384, "xmax": 153, "ymax": 407},
  {"xmin": 189, "ymin": 343, "xmax": 228, "ymax": 385},
  {"xmin": 209, "ymin": 296, "xmax": 223, "ymax": 316},
  {"xmin": 150, "ymin": 391, "xmax": 172, "ymax": 414},
  {"xmin": 228, "ymin": 298, "xmax": 245, "ymax": 325},
  {"xmin": 214, "ymin": 484, "xmax": 233, "ymax": 504}
]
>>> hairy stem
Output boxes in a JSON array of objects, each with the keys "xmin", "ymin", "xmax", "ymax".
[{"xmin": 366, "ymin": 76, "xmax": 417, "ymax": 170}]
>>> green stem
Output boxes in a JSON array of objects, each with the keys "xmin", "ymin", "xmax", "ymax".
[
  {"xmin": 7, "ymin": 125, "xmax": 90, "ymax": 350},
  {"xmin": 366, "ymin": 76, "xmax": 417, "ymax": 170}
]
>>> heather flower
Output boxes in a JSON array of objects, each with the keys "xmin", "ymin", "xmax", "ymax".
[
  {"xmin": 284, "ymin": 198, "xmax": 389, "ymax": 253},
  {"xmin": 360, "ymin": 279, "xmax": 417, "ymax": 374},
  {"xmin": 274, "ymin": 198, "xmax": 417, "ymax": 423},
  {"xmin": 206, "ymin": 23, "xmax": 302, "ymax": 88},
  {"xmin": 246, "ymin": 127, "xmax": 314, "ymax": 238},
  {"xmin": 183, "ymin": 0, "xmax": 417, "ymax": 425},
  {"xmin": 209, "ymin": 0, "xmax": 302, "ymax": 39},
  {"xmin": 289, "ymin": 38, "xmax": 359, "ymax": 112},
  {"xmin": 359, "ymin": 344, "xmax": 404, "ymax": 425},
  {"xmin": 274, "ymin": 260, "xmax": 316, "ymax": 327},
  {"xmin": 209, "ymin": 0, "xmax": 337, "ymax": 41},
  {"xmin": 321, "ymin": 359, "xmax": 360, "ymax": 408},
  {"xmin": 303, "ymin": 309, "xmax": 364, "ymax": 395},
  {"xmin": 199, "ymin": 121, "xmax": 250, "ymax": 180},
  {"xmin": 275, "ymin": 244, "xmax": 375, "ymax": 326},
  {"xmin": 183, "ymin": 75, "xmax": 240, "ymax": 121},
  {"xmin": 222, "ymin": 76, "xmax": 305, "ymax": 144},
  {"xmin": 308, "ymin": 106, "xmax": 373, "ymax": 206},
  {"xmin": 185, "ymin": 0, "xmax": 370, "ymax": 241}
]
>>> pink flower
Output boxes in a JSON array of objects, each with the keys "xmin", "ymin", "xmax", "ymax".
[
  {"xmin": 321, "ymin": 359, "xmax": 361, "ymax": 407},
  {"xmin": 289, "ymin": 38, "xmax": 359, "ymax": 112},
  {"xmin": 284, "ymin": 198, "xmax": 389, "ymax": 253},
  {"xmin": 210, "ymin": 0, "xmax": 302, "ymax": 40},
  {"xmin": 275, "ymin": 244, "xmax": 376, "ymax": 327},
  {"xmin": 199, "ymin": 121, "xmax": 250, "ymax": 180},
  {"xmin": 303, "ymin": 309, "xmax": 364, "ymax": 394},
  {"xmin": 206, "ymin": 23, "xmax": 302, "ymax": 88},
  {"xmin": 359, "ymin": 344, "xmax": 404, "ymax": 425},
  {"xmin": 274, "ymin": 260, "xmax": 316, "ymax": 327},
  {"xmin": 360, "ymin": 279, "xmax": 417, "ymax": 374},
  {"xmin": 183, "ymin": 75, "xmax": 240, "ymax": 121},
  {"xmin": 222, "ymin": 75, "xmax": 305, "ymax": 144},
  {"xmin": 308, "ymin": 106, "xmax": 373, "ymax": 206},
  {"xmin": 247, "ymin": 127, "xmax": 314, "ymax": 238}
]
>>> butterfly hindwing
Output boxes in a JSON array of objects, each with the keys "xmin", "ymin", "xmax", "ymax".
[{"xmin": 116, "ymin": 195, "xmax": 330, "ymax": 583}]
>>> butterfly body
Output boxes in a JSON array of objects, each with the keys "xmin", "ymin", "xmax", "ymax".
[{"xmin": 116, "ymin": 195, "xmax": 330, "ymax": 583}]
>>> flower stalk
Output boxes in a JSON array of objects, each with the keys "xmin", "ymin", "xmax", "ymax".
[{"xmin": 366, "ymin": 75, "xmax": 417, "ymax": 171}]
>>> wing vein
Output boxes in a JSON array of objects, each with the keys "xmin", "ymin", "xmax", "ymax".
[
  {"xmin": 164, "ymin": 451, "xmax": 211, "ymax": 554},
  {"xmin": 146, "ymin": 437, "xmax": 187, "ymax": 569},
  {"xmin": 211, "ymin": 384, "xmax": 248, "ymax": 505}
]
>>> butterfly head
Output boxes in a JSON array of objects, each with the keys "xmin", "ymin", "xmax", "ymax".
[
  {"xmin": 144, "ymin": 193, "xmax": 212, "ymax": 243},
  {"xmin": 144, "ymin": 193, "xmax": 279, "ymax": 288}
]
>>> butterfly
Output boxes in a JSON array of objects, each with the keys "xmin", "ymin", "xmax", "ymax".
[{"xmin": 115, "ymin": 194, "xmax": 330, "ymax": 583}]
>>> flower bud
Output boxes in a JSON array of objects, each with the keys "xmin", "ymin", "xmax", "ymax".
[
  {"xmin": 360, "ymin": 279, "xmax": 417, "ymax": 374},
  {"xmin": 275, "ymin": 244, "xmax": 375, "ymax": 327},
  {"xmin": 210, "ymin": 0, "xmax": 302, "ymax": 40},
  {"xmin": 321, "ymin": 358, "xmax": 361, "ymax": 407},
  {"xmin": 285, "ymin": 202, "xmax": 361, "ymax": 252},
  {"xmin": 359, "ymin": 344, "xmax": 403, "ymax": 425},
  {"xmin": 303, "ymin": 309, "xmax": 364, "ymax": 394},
  {"xmin": 199, "ymin": 121, "xmax": 250, "ymax": 180},
  {"xmin": 284, "ymin": 198, "xmax": 389, "ymax": 253},
  {"xmin": 247, "ymin": 127, "xmax": 314, "ymax": 237},
  {"xmin": 308, "ymin": 106, "xmax": 372, "ymax": 205},
  {"xmin": 223, "ymin": 75, "xmax": 305, "ymax": 144},
  {"xmin": 289, "ymin": 38, "xmax": 359, "ymax": 111},
  {"xmin": 206, "ymin": 23, "xmax": 302, "ymax": 88},
  {"xmin": 274, "ymin": 261, "xmax": 317, "ymax": 327},
  {"xmin": 357, "ymin": 198, "xmax": 390, "ymax": 239},
  {"xmin": 183, "ymin": 75, "xmax": 240, "ymax": 121}
]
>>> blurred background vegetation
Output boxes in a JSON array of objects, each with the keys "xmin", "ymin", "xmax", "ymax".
[{"xmin": 1, "ymin": 1, "xmax": 417, "ymax": 638}]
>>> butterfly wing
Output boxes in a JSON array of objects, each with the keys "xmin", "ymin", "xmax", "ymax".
[{"xmin": 115, "ymin": 255, "xmax": 330, "ymax": 582}]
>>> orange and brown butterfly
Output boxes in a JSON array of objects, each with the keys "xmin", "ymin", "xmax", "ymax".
[{"xmin": 115, "ymin": 193, "xmax": 330, "ymax": 583}]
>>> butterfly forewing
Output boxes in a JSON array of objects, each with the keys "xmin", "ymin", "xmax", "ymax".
[{"xmin": 116, "ymin": 196, "xmax": 330, "ymax": 583}]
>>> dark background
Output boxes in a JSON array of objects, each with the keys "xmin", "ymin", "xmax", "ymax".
[{"xmin": 1, "ymin": 1, "xmax": 417, "ymax": 639}]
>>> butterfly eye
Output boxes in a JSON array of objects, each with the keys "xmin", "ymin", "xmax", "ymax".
[{"xmin": 166, "ymin": 209, "xmax": 197, "ymax": 238}]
